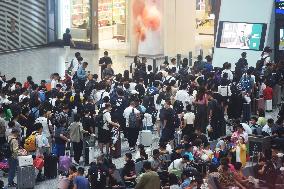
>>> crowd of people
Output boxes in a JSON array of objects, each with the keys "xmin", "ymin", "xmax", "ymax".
[{"xmin": 0, "ymin": 47, "xmax": 284, "ymax": 189}]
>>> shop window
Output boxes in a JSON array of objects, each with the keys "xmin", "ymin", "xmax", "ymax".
[{"xmin": 71, "ymin": 0, "xmax": 91, "ymax": 42}]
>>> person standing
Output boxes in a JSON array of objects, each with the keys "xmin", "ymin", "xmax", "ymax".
[
  {"xmin": 68, "ymin": 115, "xmax": 89, "ymax": 165},
  {"xmin": 98, "ymin": 103, "xmax": 120, "ymax": 155},
  {"xmin": 135, "ymin": 161, "xmax": 160, "ymax": 189},
  {"xmin": 123, "ymin": 101, "xmax": 140, "ymax": 151},
  {"xmin": 63, "ymin": 28, "xmax": 76, "ymax": 63},
  {"xmin": 7, "ymin": 129, "xmax": 20, "ymax": 187},
  {"xmin": 99, "ymin": 51, "xmax": 112, "ymax": 80},
  {"xmin": 77, "ymin": 62, "xmax": 88, "ymax": 92}
]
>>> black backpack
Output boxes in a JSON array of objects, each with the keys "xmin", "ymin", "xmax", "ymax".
[
  {"xmin": 173, "ymin": 100, "xmax": 184, "ymax": 114},
  {"xmin": 1, "ymin": 138, "xmax": 16, "ymax": 158},
  {"xmin": 129, "ymin": 109, "xmax": 138, "ymax": 128},
  {"xmin": 95, "ymin": 110, "xmax": 107, "ymax": 129}
]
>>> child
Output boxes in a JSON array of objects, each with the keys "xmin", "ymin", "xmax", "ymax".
[{"xmin": 263, "ymin": 83, "xmax": 273, "ymax": 112}]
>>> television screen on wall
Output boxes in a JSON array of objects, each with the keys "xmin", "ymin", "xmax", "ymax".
[{"xmin": 216, "ymin": 21, "xmax": 267, "ymax": 51}]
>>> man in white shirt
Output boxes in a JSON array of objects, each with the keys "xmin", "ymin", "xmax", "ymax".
[
  {"xmin": 175, "ymin": 84, "xmax": 191, "ymax": 110},
  {"xmin": 123, "ymin": 101, "xmax": 140, "ymax": 151},
  {"xmin": 262, "ymin": 118, "xmax": 274, "ymax": 136},
  {"xmin": 168, "ymin": 155, "xmax": 189, "ymax": 172}
]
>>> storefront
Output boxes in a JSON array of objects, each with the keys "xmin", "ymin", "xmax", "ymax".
[{"xmin": 57, "ymin": 0, "xmax": 127, "ymax": 49}]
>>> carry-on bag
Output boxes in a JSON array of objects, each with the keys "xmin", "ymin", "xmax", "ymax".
[
  {"xmin": 18, "ymin": 155, "xmax": 33, "ymax": 167},
  {"xmin": 44, "ymin": 154, "xmax": 57, "ymax": 179},
  {"xmin": 58, "ymin": 151, "xmax": 72, "ymax": 173},
  {"xmin": 17, "ymin": 165, "xmax": 36, "ymax": 189},
  {"xmin": 84, "ymin": 142, "xmax": 96, "ymax": 165},
  {"xmin": 139, "ymin": 126, "xmax": 153, "ymax": 147}
]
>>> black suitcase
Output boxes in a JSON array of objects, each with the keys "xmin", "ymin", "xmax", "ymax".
[{"xmin": 44, "ymin": 154, "xmax": 58, "ymax": 179}]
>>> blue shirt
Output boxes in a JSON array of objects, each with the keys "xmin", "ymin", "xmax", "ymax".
[
  {"xmin": 73, "ymin": 176, "xmax": 89, "ymax": 189},
  {"xmin": 204, "ymin": 62, "xmax": 213, "ymax": 72},
  {"xmin": 77, "ymin": 65, "xmax": 87, "ymax": 80},
  {"xmin": 183, "ymin": 152, "xmax": 194, "ymax": 161}
]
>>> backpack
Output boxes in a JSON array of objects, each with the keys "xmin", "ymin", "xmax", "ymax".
[
  {"xmin": 1, "ymin": 138, "xmax": 16, "ymax": 158},
  {"xmin": 67, "ymin": 59, "xmax": 74, "ymax": 74},
  {"xmin": 24, "ymin": 131, "xmax": 38, "ymax": 152},
  {"xmin": 129, "ymin": 109, "xmax": 138, "ymax": 128},
  {"xmin": 173, "ymin": 112, "xmax": 181, "ymax": 129},
  {"xmin": 95, "ymin": 111, "xmax": 107, "ymax": 129},
  {"xmin": 173, "ymin": 100, "xmax": 184, "ymax": 114}
]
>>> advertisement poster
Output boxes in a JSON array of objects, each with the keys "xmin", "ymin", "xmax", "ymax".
[
  {"xmin": 218, "ymin": 22, "xmax": 265, "ymax": 51},
  {"xmin": 131, "ymin": 0, "xmax": 163, "ymax": 55}
]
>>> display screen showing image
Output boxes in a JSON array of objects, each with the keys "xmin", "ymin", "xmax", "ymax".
[{"xmin": 216, "ymin": 21, "xmax": 267, "ymax": 51}]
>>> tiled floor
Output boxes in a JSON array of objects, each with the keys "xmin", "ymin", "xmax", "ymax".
[{"xmin": 0, "ymin": 47, "xmax": 129, "ymax": 84}]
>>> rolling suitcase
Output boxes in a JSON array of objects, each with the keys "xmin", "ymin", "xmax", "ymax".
[
  {"xmin": 17, "ymin": 166, "xmax": 36, "ymax": 189},
  {"xmin": 265, "ymin": 99, "xmax": 273, "ymax": 112},
  {"xmin": 110, "ymin": 131, "xmax": 121, "ymax": 158},
  {"xmin": 139, "ymin": 126, "xmax": 152, "ymax": 147},
  {"xmin": 85, "ymin": 142, "xmax": 95, "ymax": 165},
  {"xmin": 174, "ymin": 130, "xmax": 182, "ymax": 147},
  {"xmin": 44, "ymin": 154, "xmax": 58, "ymax": 179}
]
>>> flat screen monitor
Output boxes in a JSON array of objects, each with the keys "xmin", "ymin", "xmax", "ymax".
[{"xmin": 216, "ymin": 21, "xmax": 267, "ymax": 51}]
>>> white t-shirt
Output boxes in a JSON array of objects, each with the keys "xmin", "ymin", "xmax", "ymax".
[
  {"xmin": 222, "ymin": 69, "xmax": 234, "ymax": 81},
  {"xmin": 95, "ymin": 90, "xmax": 109, "ymax": 103},
  {"xmin": 262, "ymin": 124, "xmax": 272, "ymax": 136},
  {"xmin": 35, "ymin": 117, "xmax": 50, "ymax": 138},
  {"xmin": 183, "ymin": 112, "xmax": 195, "ymax": 125},
  {"xmin": 51, "ymin": 79, "xmax": 58, "ymax": 89},
  {"xmin": 176, "ymin": 90, "xmax": 191, "ymax": 109},
  {"xmin": 241, "ymin": 123, "xmax": 252, "ymax": 135},
  {"xmin": 103, "ymin": 111, "xmax": 112, "ymax": 130},
  {"xmin": 168, "ymin": 158, "xmax": 185, "ymax": 172},
  {"xmin": 123, "ymin": 107, "xmax": 140, "ymax": 127}
]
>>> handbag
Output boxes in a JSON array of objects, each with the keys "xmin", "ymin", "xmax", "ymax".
[{"xmin": 33, "ymin": 156, "xmax": 44, "ymax": 170}]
